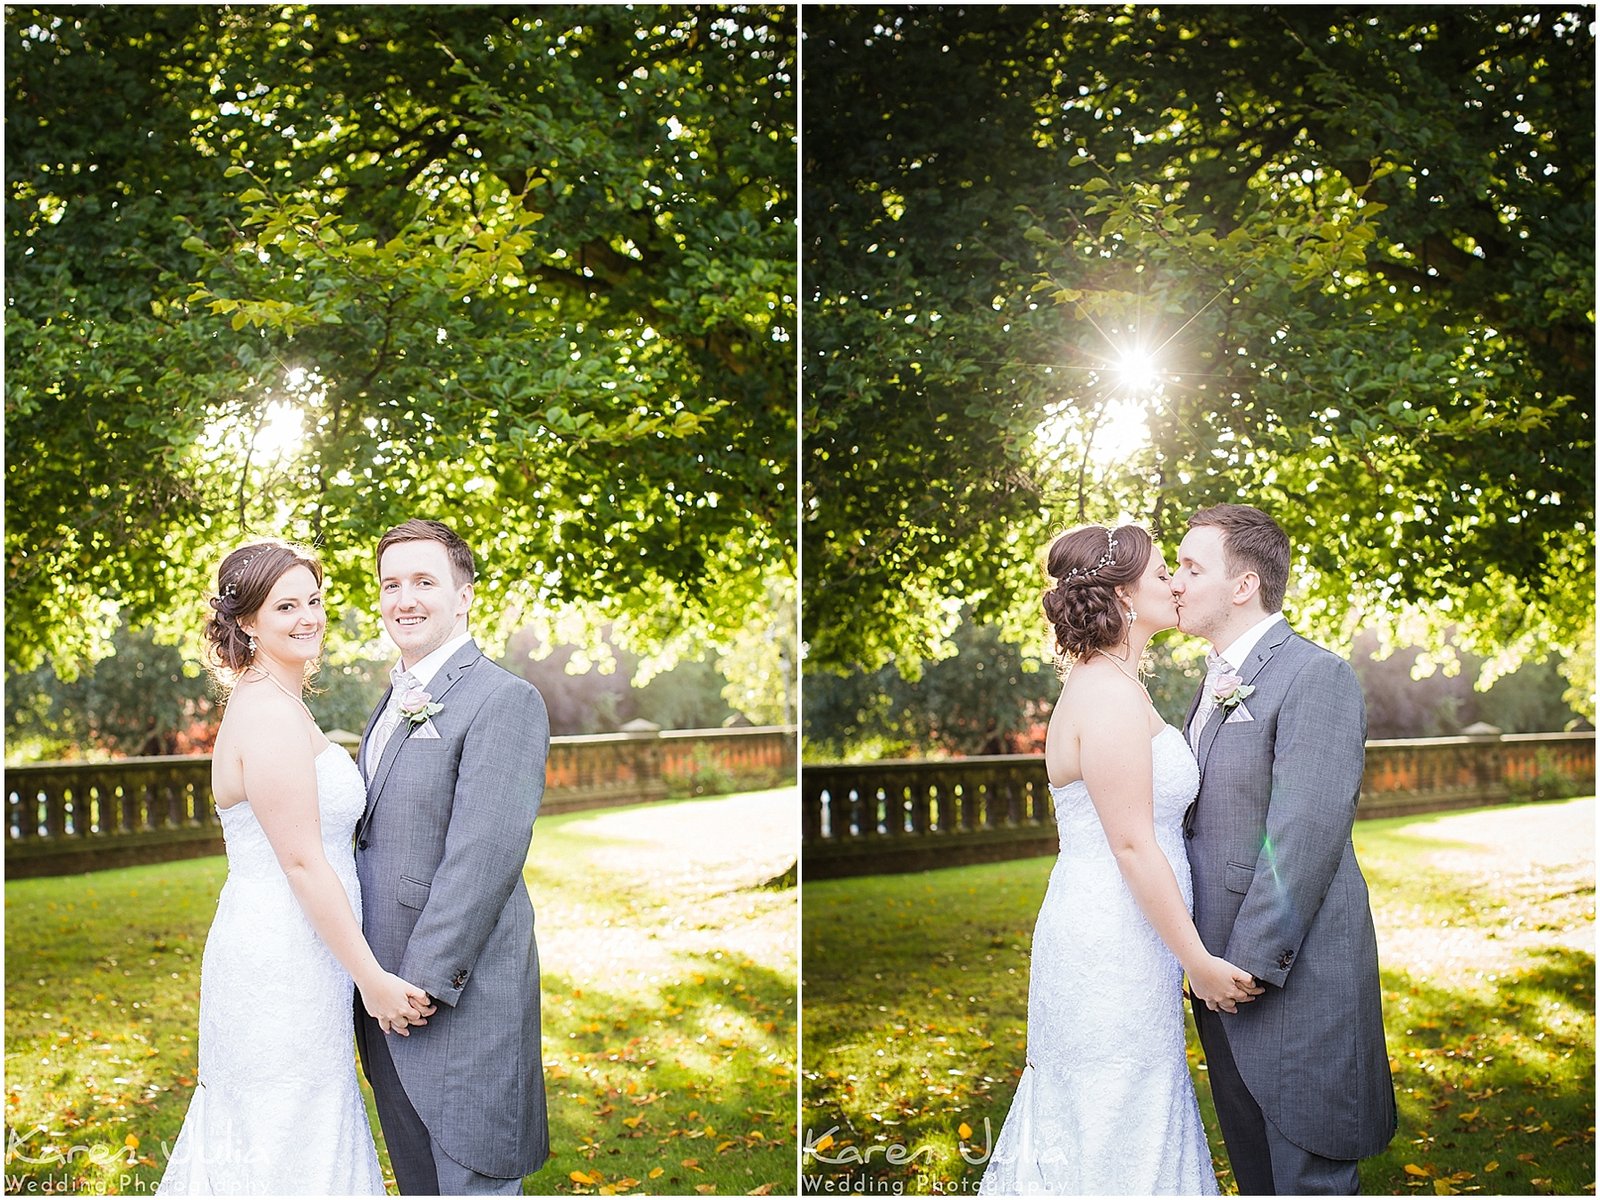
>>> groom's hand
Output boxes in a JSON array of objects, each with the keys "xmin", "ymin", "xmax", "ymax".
[
  {"xmin": 377, "ymin": 983, "xmax": 437, "ymax": 1036},
  {"xmin": 1203, "ymin": 975, "xmax": 1265, "ymax": 1011}
]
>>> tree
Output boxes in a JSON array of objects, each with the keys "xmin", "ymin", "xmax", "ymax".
[
  {"xmin": 3, "ymin": 625, "xmax": 217, "ymax": 760},
  {"xmin": 803, "ymin": 613, "xmax": 1218, "ymax": 760},
  {"xmin": 6, "ymin": 5, "xmax": 795, "ymax": 676},
  {"xmin": 802, "ymin": 6, "xmax": 1593, "ymax": 713}
]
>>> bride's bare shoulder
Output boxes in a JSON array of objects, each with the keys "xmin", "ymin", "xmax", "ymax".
[
  {"xmin": 1057, "ymin": 657, "xmax": 1145, "ymax": 707},
  {"xmin": 219, "ymin": 680, "xmax": 314, "ymax": 759}
]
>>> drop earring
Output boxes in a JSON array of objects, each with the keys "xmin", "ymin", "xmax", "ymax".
[
  {"xmin": 1125, "ymin": 607, "xmax": 1136, "ymax": 622},
  {"xmin": 247, "ymin": 634, "xmax": 258, "ymax": 656}
]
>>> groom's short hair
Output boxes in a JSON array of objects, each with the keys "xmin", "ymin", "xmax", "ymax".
[
  {"xmin": 1188, "ymin": 504, "xmax": 1289, "ymax": 612},
  {"xmin": 377, "ymin": 519, "xmax": 477, "ymax": 589}
]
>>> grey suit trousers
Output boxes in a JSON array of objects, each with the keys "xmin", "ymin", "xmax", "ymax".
[
  {"xmin": 1195, "ymin": 1004, "xmax": 1360, "ymax": 1195},
  {"xmin": 355, "ymin": 641, "xmax": 550, "ymax": 1185},
  {"xmin": 361, "ymin": 1013, "xmax": 525, "ymax": 1196},
  {"xmin": 1185, "ymin": 625, "xmax": 1396, "ymax": 1184}
]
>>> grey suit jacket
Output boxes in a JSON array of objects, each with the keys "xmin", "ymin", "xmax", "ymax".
[
  {"xmin": 1185, "ymin": 623, "xmax": 1396, "ymax": 1160},
  {"xmin": 353, "ymin": 639, "xmax": 550, "ymax": 1179}
]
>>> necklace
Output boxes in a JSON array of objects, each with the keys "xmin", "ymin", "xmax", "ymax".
[
  {"xmin": 1102, "ymin": 650, "xmax": 1151, "ymax": 695},
  {"xmin": 244, "ymin": 665, "xmax": 315, "ymax": 720}
]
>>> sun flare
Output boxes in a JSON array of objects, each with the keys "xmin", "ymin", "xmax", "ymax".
[
  {"xmin": 253, "ymin": 399, "xmax": 305, "ymax": 458},
  {"xmin": 1112, "ymin": 348, "xmax": 1162, "ymax": 397}
]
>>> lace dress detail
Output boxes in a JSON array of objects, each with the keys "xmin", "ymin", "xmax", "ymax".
[
  {"xmin": 160, "ymin": 745, "xmax": 384, "ymax": 1195},
  {"xmin": 980, "ymin": 724, "xmax": 1217, "ymax": 1195}
]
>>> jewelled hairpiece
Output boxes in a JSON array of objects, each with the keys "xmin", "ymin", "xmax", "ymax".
[
  {"xmin": 1063, "ymin": 529, "xmax": 1117, "ymax": 581},
  {"xmin": 220, "ymin": 556, "xmax": 255, "ymax": 599}
]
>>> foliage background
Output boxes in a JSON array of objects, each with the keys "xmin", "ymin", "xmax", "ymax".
[
  {"xmin": 802, "ymin": 615, "xmax": 1590, "ymax": 763},
  {"xmin": 801, "ymin": 5, "xmax": 1593, "ymax": 725},
  {"xmin": 7, "ymin": 5, "xmax": 796, "ymax": 705}
]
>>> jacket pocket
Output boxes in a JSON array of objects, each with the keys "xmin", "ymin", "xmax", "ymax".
[
  {"xmin": 1224, "ymin": 860, "xmax": 1255, "ymax": 894},
  {"xmin": 397, "ymin": 874, "xmax": 432, "ymax": 911}
]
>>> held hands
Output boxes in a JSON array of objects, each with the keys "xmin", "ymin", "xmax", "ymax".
[
  {"xmin": 360, "ymin": 971, "xmax": 437, "ymax": 1036},
  {"xmin": 1189, "ymin": 955, "xmax": 1266, "ymax": 1014}
]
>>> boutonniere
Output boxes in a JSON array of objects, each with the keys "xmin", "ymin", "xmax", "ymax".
[
  {"xmin": 396, "ymin": 687, "xmax": 444, "ymax": 728},
  {"xmin": 1212, "ymin": 674, "xmax": 1255, "ymax": 714}
]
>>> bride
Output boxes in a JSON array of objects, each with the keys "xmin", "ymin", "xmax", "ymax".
[
  {"xmin": 980, "ymin": 524, "xmax": 1262, "ymax": 1196},
  {"xmin": 161, "ymin": 540, "xmax": 434, "ymax": 1194}
]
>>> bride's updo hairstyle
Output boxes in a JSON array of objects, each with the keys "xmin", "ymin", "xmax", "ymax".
[
  {"xmin": 204, "ymin": 539, "xmax": 323, "ymax": 677},
  {"xmin": 1042, "ymin": 523, "xmax": 1152, "ymax": 664}
]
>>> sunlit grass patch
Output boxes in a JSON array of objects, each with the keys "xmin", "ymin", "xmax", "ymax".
[
  {"xmin": 802, "ymin": 798, "xmax": 1594, "ymax": 1196},
  {"xmin": 5, "ymin": 788, "xmax": 798, "ymax": 1196}
]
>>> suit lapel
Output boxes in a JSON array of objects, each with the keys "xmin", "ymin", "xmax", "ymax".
[
  {"xmin": 358, "ymin": 685, "xmax": 391, "ymax": 790},
  {"xmin": 1182, "ymin": 676, "xmax": 1205, "ymax": 742},
  {"xmin": 362, "ymin": 640, "xmax": 485, "ymax": 826},
  {"xmin": 1197, "ymin": 623, "xmax": 1295, "ymax": 774}
]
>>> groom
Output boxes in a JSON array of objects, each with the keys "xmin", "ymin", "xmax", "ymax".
[
  {"xmin": 1173, "ymin": 504, "xmax": 1395, "ymax": 1194},
  {"xmin": 353, "ymin": 518, "xmax": 551, "ymax": 1194}
]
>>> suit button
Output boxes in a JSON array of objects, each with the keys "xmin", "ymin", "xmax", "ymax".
[
  {"xmin": 452, "ymin": 969, "xmax": 468, "ymax": 988},
  {"xmin": 357, "ymin": 840, "xmax": 368, "ymax": 850}
]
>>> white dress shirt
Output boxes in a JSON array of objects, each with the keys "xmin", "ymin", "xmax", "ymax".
[
  {"xmin": 401, "ymin": 630, "xmax": 475, "ymax": 690},
  {"xmin": 365, "ymin": 632, "xmax": 475, "ymax": 775},
  {"xmin": 1214, "ymin": 611, "xmax": 1287, "ymax": 673},
  {"xmin": 1189, "ymin": 612, "xmax": 1286, "ymax": 746}
]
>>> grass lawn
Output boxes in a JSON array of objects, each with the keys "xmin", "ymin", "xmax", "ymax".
[
  {"xmin": 5, "ymin": 787, "xmax": 797, "ymax": 1196},
  {"xmin": 801, "ymin": 797, "xmax": 1595, "ymax": 1196}
]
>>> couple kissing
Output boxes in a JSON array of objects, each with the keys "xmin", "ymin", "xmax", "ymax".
[{"xmin": 980, "ymin": 503, "xmax": 1396, "ymax": 1196}]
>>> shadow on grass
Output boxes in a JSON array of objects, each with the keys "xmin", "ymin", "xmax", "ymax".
[
  {"xmin": 1364, "ymin": 946, "xmax": 1595, "ymax": 1197},
  {"xmin": 801, "ymin": 799, "xmax": 1595, "ymax": 1197},
  {"xmin": 800, "ymin": 863, "xmax": 1046, "ymax": 1194},
  {"xmin": 532, "ymin": 958, "xmax": 796, "ymax": 1196},
  {"xmin": 5, "ymin": 862, "xmax": 223, "ymax": 1194},
  {"xmin": 6, "ymin": 790, "xmax": 798, "ymax": 1197}
]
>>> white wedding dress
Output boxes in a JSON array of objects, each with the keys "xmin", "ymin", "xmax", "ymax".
[
  {"xmin": 160, "ymin": 744, "xmax": 385, "ymax": 1195},
  {"xmin": 980, "ymin": 723, "xmax": 1218, "ymax": 1195}
]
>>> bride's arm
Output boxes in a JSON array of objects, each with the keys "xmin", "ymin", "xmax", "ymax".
[
  {"xmin": 238, "ymin": 691, "xmax": 435, "ymax": 1032},
  {"xmin": 1079, "ymin": 681, "xmax": 1262, "ymax": 1011}
]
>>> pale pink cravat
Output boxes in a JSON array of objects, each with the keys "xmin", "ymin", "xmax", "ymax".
[
  {"xmin": 365, "ymin": 666, "xmax": 419, "ymax": 775},
  {"xmin": 1189, "ymin": 651, "xmax": 1230, "ymax": 749}
]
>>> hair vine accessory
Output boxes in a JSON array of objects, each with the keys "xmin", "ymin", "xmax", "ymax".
[
  {"xmin": 221, "ymin": 556, "xmax": 255, "ymax": 600},
  {"xmin": 1063, "ymin": 529, "xmax": 1118, "ymax": 581}
]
